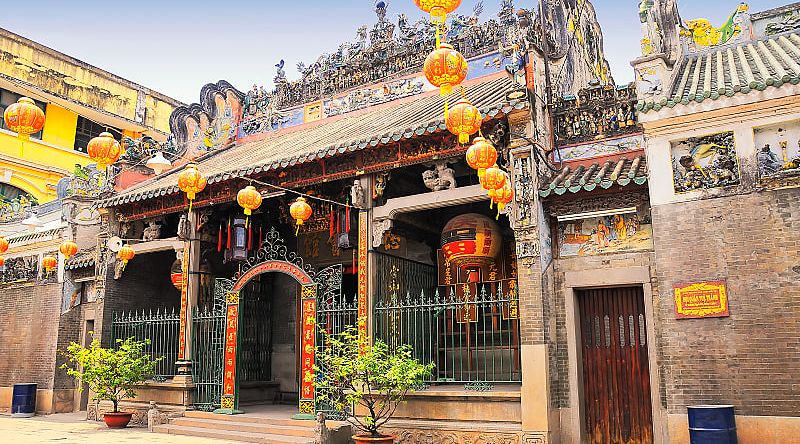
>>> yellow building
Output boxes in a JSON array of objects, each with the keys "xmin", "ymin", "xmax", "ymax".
[{"xmin": 0, "ymin": 27, "xmax": 182, "ymax": 203}]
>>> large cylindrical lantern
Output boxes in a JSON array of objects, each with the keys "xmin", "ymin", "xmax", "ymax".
[
  {"xmin": 290, "ymin": 197, "xmax": 313, "ymax": 234},
  {"xmin": 466, "ymin": 137, "xmax": 497, "ymax": 179},
  {"xmin": 42, "ymin": 255, "xmax": 58, "ymax": 274},
  {"xmin": 237, "ymin": 185, "xmax": 262, "ymax": 216},
  {"xmin": 424, "ymin": 43, "xmax": 468, "ymax": 97},
  {"xmin": 441, "ymin": 213, "xmax": 502, "ymax": 271},
  {"xmin": 414, "ymin": 0, "xmax": 462, "ymax": 22},
  {"xmin": 59, "ymin": 240, "xmax": 78, "ymax": 260},
  {"xmin": 87, "ymin": 132, "xmax": 123, "ymax": 169},
  {"xmin": 0, "ymin": 236, "xmax": 8, "ymax": 254},
  {"xmin": 177, "ymin": 164, "xmax": 207, "ymax": 211},
  {"xmin": 446, "ymin": 98, "xmax": 482, "ymax": 144},
  {"xmin": 117, "ymin": 245, "xmax": 135, "ymax": 271},
  {"xmin": 4, "ymin": 97, "xmax": 45, "ymax": 138}
]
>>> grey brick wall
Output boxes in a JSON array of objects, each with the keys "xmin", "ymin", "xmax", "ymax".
[
  {"xmin": 651, "ymin": 189, "xmax": 800, "ymax": 416},
  {"xmin": 0, "ymin": 282, "xmax": 62, "ymax": 389}
]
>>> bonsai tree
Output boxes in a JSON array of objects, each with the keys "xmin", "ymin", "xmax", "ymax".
[
  {"xmin": 315, "ymin": 325, "xmax": 434, "ymax": 439},
  {"xmin": 61, "ymin": 336, "xmax": 162, "ymax": 413}
]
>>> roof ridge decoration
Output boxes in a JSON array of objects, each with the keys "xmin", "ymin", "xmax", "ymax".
[{"xmin": 166, "ymin": 1, "xmax": 538, "ymax": 153}]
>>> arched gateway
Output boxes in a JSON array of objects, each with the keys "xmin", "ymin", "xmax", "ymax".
[{"xmin": 198, "ymin": 227, "xmax": 347, "ymax": 417}]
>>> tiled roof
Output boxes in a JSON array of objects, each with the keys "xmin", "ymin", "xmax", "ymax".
[
  {"xmin": 7, "ymin": 228, "xmax": 62, "ymax": 244},
  {"xmin": 638, "ymin": 31, "xmax": 800, "ymax": 112},
  {"xmin": 65, "ymin": 251, "xmax": 95, "ymax": 270},
  {"xmin": 539, "ymin": 155, "xmax": 647, "ymax": 197},
  {"xmin": 102, "ymin": 76, "xmax": 524, "ymax": 207}
]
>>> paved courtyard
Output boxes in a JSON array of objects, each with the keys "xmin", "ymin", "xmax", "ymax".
[{"xmin": 0, "ymin": 412, "xmax": 241, "ymax": 444}]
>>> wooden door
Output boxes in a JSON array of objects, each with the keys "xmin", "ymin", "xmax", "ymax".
[{"xmin": 578, "ymin": 287, "xmax": 653, "ymax": 444}]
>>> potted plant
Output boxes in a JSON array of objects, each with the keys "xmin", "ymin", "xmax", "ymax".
[
  {"xmin": 315, "ymin": 326, "xmax": 434, "ymax": 444},
  {"xmin": 61, "ymin": 336, "xmax": 162, "ymax": 428}
]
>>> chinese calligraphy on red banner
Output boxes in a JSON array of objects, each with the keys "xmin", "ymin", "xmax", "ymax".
[
  {"xmin": 358, "ymin": 211, "xmax": 368, "ymax": 345},
  {"xmin": 177, "ymin": 244, "xmax": 190, "ymax": 360},
  {"xmin": 300, "ymin": 289, "xmax": 316, "ymax": 404}
]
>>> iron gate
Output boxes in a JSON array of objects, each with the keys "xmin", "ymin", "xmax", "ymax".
[{"xmin": 191, "ymin": 278, "xmax": 228, "ymax": 411}]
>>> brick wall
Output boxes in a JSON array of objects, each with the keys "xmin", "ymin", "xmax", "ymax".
[
  {"xmin": 651, "ymin": 189, "xmax": 800, "ymax": 416},
  {"xmin": 0, "ymin": 282, "xmax": 62, "ymax": 389}
]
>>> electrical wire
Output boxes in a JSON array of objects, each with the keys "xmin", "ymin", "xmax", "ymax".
[{"xmin": 245, "ymin": 177, "xmax": 356, "ymax": 209}]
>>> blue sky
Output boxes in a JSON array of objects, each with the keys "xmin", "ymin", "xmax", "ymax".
[{"xmin": 0, "ymin": 0, "xmax": 788, "ymax": 103}]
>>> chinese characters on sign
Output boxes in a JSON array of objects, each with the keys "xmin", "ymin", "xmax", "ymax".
[
  {"xmin": 300, "ymin": 290, "xmax": 317, "ymax": 405},
  {"xmin": 357, "ymin": 211, "xmax": 369, "ymax": 345},
  {"xmin": 221, "ymin": 292, "xmax": 240, "ymax": 409},
  {"xmin": 674, "ymin": 281, "xmax": 729, "ymax": 319},
  {"xmin": 232, "ymin": 261, "xmax": 313, "ymax": 291},
  {"xmin": 178, "ymin": 244, "xmax": 190, "ymax": 360}
]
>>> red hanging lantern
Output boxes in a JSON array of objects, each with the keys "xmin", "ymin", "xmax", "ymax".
[
  {"xmin": 414, "ymin": 0, "xmax": 462, "ymax": 22},
  {"xmin": 0, "ymin": 256, "xmax": 5, "ymax": 268},
  {"xmin": 41, "ymin": 255, "xmax": 58, "ymax": 274},
  {"xmin": 446, "ymin": 98, "xmax": 482, "ymax": 144},
  {"xmin": 424, "ymin": 43, "xmax": 468, "ymax": 97},
  {"xmin": 177, "ymin": 164, "xmax": 207, "ymax": 211},
  {"xmin": 170, "ymin": 258, "xmax": 183, "ymax": 290},
  {"xmin": 4, "ymin": 97, "xmax": 45, "ymax": 139},
  {"xmin": 237, "ymin": 185, "xmax": 262, "ymax": 216},
  {"xmin": 491, "ymin": 183, "xmax": 514, "ymax": 217},
  {"xmin": 466, "ymin": 137, "xmax": 497, "ymax": 179},
  {"xmin": 59, "ymin": 240, "xmax": 78, "ymax": 260},
  {"xmin": 0, "ymin": 236, "xmax": 8, "ymax": 254},
  {"xmin": 87, "ymin": 132, "xmax": 123, "ymax": 170},
  {"xmin": 289, "ymin": 197, "xmax": 313, "ymax": 234},
  {"xmin": 482, "ymin": 165, "xmax": 506, "ymax": 191},
  {"xmin": 117, "ymin": 245, "xmax": 135, "ymax": 271}
]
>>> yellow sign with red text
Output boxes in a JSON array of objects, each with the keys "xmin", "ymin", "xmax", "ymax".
[{"xmin": 674, "ymin": 281, "xmax": 729, "ymax": 319}]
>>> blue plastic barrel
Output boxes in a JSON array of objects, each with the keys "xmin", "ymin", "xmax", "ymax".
[
  {"xmin": 688, "ymin": 405, "xmax": 737, "ymax": 444},
  {"xmin": 11, "ymin": 383, "xmax": 37, "ymax": 418}
]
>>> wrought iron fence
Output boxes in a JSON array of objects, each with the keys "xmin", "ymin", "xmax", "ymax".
[
  {"xmin": 192, "ymin": 302, "xmax": 226, "ymax": 411},
  {"xmin": 375, "ymin": 279, "xmax": 521, "ymax": 384},
  {"xmin": 315, "ymin": 290, "xmax": 358, "ymax": 420},
  {"xmin": 111, "ymin": 308, "xmax": 180, "ymax": 381},
  {"xmin": 375, "ymin": 253, "xmax": 437, "ymax": 303}
]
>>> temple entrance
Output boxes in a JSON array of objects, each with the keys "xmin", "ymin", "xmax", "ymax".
[
  {"xmin": 578, "ymin": 286, "xmax": 653, "ymax": 444},
  {"xmin": 237, "ymin": 272, "xmax": 299, "ymax": 406},
  {"xmin": 194, "ymin": 227, "xmax": 351, "ymax": 417}
]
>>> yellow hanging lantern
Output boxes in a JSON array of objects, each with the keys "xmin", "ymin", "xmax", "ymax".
[
  {"xmin": 87, "ymin": 132, "xmax": 123, "ymax": 170},
  {"xmin": 466, "ymin": 137, "xmax": 497, "ymax": 180},
  {"xmin": 59, "ymin": 240, "xmax": 79, "ymax": 260},
  {"xmin": 482, "ymin": 165, "xmax": 506, "ymax": 191},
  {"xmin": 3, "ymin": 97, "xmax": 45, "ymax": 139},
  {"xmin": 177, "ymin": 164, "xmax": 207, "ymax": 212},
  {"xmin": 424, "ymin": 43, "xmax": 468, "ymax": 97},
  {"xmin": 41, "ymin": 255, "xmax": 58, "ymax": 274},
  {"xmin": 446, "ymin": 98, "xmax": 482, "ymax": 144},
  {"xmin": 0, "ymin": 236, "xmax": 8, "ymax": 254},
  {"xmin": 237, "ymin": 185, "xmax": 262, "ymax": 216},
  {"xmin": 414, "ymin": 0, "xmax": 462, "ymax": 23},
  {"xmin": 117, "ymin": 245, "xmax": 135, "ymax": 271},
  {"xmin": 289, "ymin": 197, "xmax": 313, "ymax": 235}
]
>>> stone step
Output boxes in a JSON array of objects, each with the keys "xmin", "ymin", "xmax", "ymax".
[
  {"xmin": 183, "ymin": 410, "xmax": 322, "ymax": 427},
  {"xmin": 183, "ymin": 409, "xmax": 349, "ymax": 430},
  {"xmin": 152, "ymin": 424, "xmax": 314, "ymax": 444},
  {"xmin": 171, "ymin": 417, "xmax": 316, "ymax": 437}
]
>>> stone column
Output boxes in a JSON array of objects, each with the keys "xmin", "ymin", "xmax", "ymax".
[
  {"xmin": 507, "ymin": 110, "xmax": 552, "ymax": 443},
  {"xmin": 174, "ymin": 211, "xmax": 199, "ymax": 385}
]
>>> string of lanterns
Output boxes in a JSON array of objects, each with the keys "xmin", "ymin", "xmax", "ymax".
[{"xmin": 415, "ymin": 1, "xmax": 514, "ymax": 217}]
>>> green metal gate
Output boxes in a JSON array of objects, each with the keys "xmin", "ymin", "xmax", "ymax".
[{"xmin": 191, "ymin": 278, "xmax": 228, "ymax": 411}]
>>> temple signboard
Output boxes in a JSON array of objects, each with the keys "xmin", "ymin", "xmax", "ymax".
[{"xmin": 674, "ymin": 281, "xmax": 729, "ymax": 319}]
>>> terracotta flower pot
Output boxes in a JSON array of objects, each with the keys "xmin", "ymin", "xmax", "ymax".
[
  {"xmin": 103, "ymin": 411, "xmax": 133, "ymax": 428},
  {"xmin": 352, "ymin": 434, "xmax": 396, "ymax": 444}
]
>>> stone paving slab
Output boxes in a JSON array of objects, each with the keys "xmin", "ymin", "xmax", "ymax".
[{"xmin": 0, "ymin": 412, "xmax": 242, "ymax": 443}]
